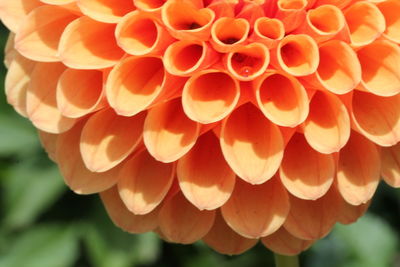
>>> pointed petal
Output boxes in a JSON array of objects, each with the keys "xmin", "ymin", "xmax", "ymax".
[
  {"xmin": 381, "ymin": 143, "xmax": 400, "ymax": 188},
  {"xmin": 118, "ymin": 150, "xmax": 175, "ymax": 215},
  {"xmin": 100, "ymin": 186, "xmax": 158, "ymax": 233},
  {"xmin": 221, "ymin": 177, "xmax": 290, "ymax": 239},
  {"xmin": 202, "ymin": 211, "xmax": 258, "ymax": 255},
  {"xmin": 177, "ymin": 131, "xmax": 236, "ymax": 210},
  {"xmin": 158, "ymin": 191, "xmax": 215, "ymax": 244}
]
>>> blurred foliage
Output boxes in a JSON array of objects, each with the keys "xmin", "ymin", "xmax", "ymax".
[{"xmin": 0, "ymin": 23, "xmax": 399, "ymax": 267}]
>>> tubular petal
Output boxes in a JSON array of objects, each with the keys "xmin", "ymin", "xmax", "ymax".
[
  {"xmin": 351, "ymin": 91, "xmax": 400, "ymax": 146},
  {"xmin": 314, "ymin": 0, "xmax": 353, "ymax": 9},
  {"xmin": 279, "ymin": 133, "xmax": 335, "ymax": 200},
  {"xmin": 164, "ymin": 40, "xmax": 219, "ymax": 76},
  {"xmin": 261, "ymin": 227, "xmax": 314, "ymax": 256},
  {"xmin": 177, "ymin": 131, "xmax": 236, "ymax": 210},
  {"xmin": 250, "ymin": 18, "xmax": 285, "ymax": 49},
  {"xmin": 134, "ymin": 0, "xmax": 167, "ymax": 13},
  {"xmin": 116, "ymin": 11, "xmax": 175, "ymax": 56},
  {"xmin": 377, "ymin": 0, "xmax": 400, "ymax": 44},
  {"xmin": 344, "ymin": 1, "xmax": 386, "ymax": 47},
  {"xmin": 59, "ymin": 16, "xmax": 124, "ymax": 69},
  {"xmin": 56, "ymin": 68, "xmax": 104, "ymax": 118},
  {"xmin": 357, "ymin": 40, "xmax": 400, "ymax": 97},
  {"xmin": 77, "ymin": 0, "xmax": 135, "ymax": 23},
  {"xmin": 106, "ymin": 56, "xmax": 184, "ymax": 117},
  {"xmin": 202, "ymin": 211, "xmax": 258, "ymax": 255},
  {"xmin": 100, "ymin": 186, "xmax": 159, "ymax": 233},
  {"xmin": 210, "ymin": 17, "xmax": 250, "ymax": 53},
  {"xmin": 253, "ymin": 70, "xmax": 309, "ymax": 127},
  {"xmin": 337, "ymin": 131, "xmax": 381, "ymax": 205},
  {"xmin": 0, "ymin": 0, "xmax": 43, "ymax": 33},
  {"xmin": 381, "ymin": 143, "xmax": 400, "ymax": 188},
  {"xmin": 182, "ymin": 69, "xmax": 240, "ymax": 124},
  {"xmin": 272, "ymin": 34, "xmax": 319, "ymax": 77},
  {"xmin": 80, "ymin": 108, "xmax": 145, "ymax": 172},
  {"xmin": 236, "ymin": 1, "xmax": 264, "ymax": 25},
  {"xmin": 38, "ymin": 130, "xmax": 58, "ymax": 162},
  {"xmin": 206, "ymin": 0, "xmax": 236, "ymax": 18},
  {"xmin": 144, "ymin": 98, "xmax": 200, "ymax": 163},
  {"xmin": 220, "ymin": 103, "xmax": 284, "ymax": 185},
  {"xmin": 283, "ymin": 187, "xmax": 340, "ymax": 240},
  {"xmin": 275, "ymin": 0, "xmax": 308, "ymax": 33},
  {"xmin": 14, "ymin": 5, "xmax": 79, "ymax": 62},
  {"xmin": 118, "ymin": 150, "xmax": 175, "ymax": 215},
  {"xmin": 57, "ymin": 122, "xmax": 121, "ymax": 194},
  {"xmin": 26, "ymin": 62, "xmax": 76, "ymax": 133},
  {"xmin": 225, "ymin": 43, "xmax": 270, "ymax": 81},
  {"xmin": 40, "ymin": 0, "xmax": 76, "ymax": 4},
  {"xmin": 5, "ymin": 53, "xmax": 36, "ymax": 117},
  {"xmin": 158, "ymin": 191, "xmax": 216, "ymax": 244},
  {"xmin": 221, "ymin": 178, "xmax": 290, "ymax": 239},
  {"xmin": 302, "ymin": 91, "xmax": 351, "ymax": 154}
]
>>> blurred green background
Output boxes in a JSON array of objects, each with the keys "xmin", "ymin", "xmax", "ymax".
[{"xmin": 0, "ymin": 23, "xmax": 399, "ymax": 267}]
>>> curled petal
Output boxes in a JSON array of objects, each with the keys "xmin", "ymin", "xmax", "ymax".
[
  {"xmin": 77, "ymin": 0, "xmax": 135, "ymax": 23},
  {"xmin": 314, "ymin": 0, "xmax": 353, "ymax": 9},
  {"xmin": 0, "ymin": 0, "xmax": 43, "ymax": 32},
  {"xmin": 302, "ymin": 91, "xmax": 351, "ymax": 154},
  {"xmin": 220, "ymin": 103, "xmax": 284, "ymax": 185},
  {"xmin": 26, "ymin": 62, "xmax": 76, "ymax": 133},
  {"xmin": 221, "ymin": 177, "xmax": 290, "ymax": 239},
  {"xmin": 158, "ymin": 191, "xmax": 215, "ymax": 244},
  {"xmin": 134, "ymin": 0, "xmax": 167, "ymax": 13},
  {"xmin": 203, "ymin": 211, "xmax": 258, "ymax": 255},
  {"xmin": 250, "ymin": 18, "xmax": 284, "ymax": 49},
  {"xmin": 59, "ymin": 16, "xmax": 124, "ymax": 69},
  {"xmin": 210, "ymin": 17, "xmax": 250, "ymax": 53},
  {"xmin": 177, "ymin": 131, "xmax": 236, "ymax": 210},
  {"xmin": 337, "ymin": 131, "xmax": 381, "ymax": 205},
  {"xmin": 57, "ymin": 122, "xmax": 121, "ymax": 194},
  {"xmin": 100, "ymin": 186, "xmax": 159, "ymax": 233},
  {"xmin": 253, "ymin": 70, "xmax": 309, "ymax": 127},
  {"xmin": 80, "ymin": 108, "xmax": 145, "ymax": 172},
  {"xmin": 351, "ymin": 91, "xmax": 400, "ymax": 146},
  {"xmin": 381, "ymin": 143, "xmax": 400, "ymax": 188},
  {"xmin": 280, "ymin": 133, "xmax": 335, "ymax": 200},
  {"xmin": 144, "ymin": 98, "xmax": 200, "ymax": 163},
  {"xmin": 15, "ymin": 5, "xmax": 79, "ymax": 62},
  {"xmin": 56, "ymin": 69, "xmax": 104, "ymax": 118},
  {"xmin": 182, "ymin": 69, "xmax": 240, "ymax": 124},
  {"xmin": 275, "ymin": 0, "xmax": 307, "ymax": 33},
  {"xmin": 261, "ymin": 227, "xmax": 314, "ymax": 256},
  {"xmin": 118, "ymin": 150, "xmax": 175, "ymax": 215},
  {"xmin": 376, "ymin": 0, "xmax": 400, "ymax": 44}
]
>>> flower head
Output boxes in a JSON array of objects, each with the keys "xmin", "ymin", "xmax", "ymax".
[{"xmin": 2, "ymin": 0, "xmax": 400, "ymax": 256}]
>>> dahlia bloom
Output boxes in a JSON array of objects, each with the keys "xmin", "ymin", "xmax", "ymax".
[{"xmin": 1, "ymin": 0, "xmax": 400, "ymax": 257}]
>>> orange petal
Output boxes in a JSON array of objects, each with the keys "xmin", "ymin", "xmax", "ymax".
[
  {"xmin": 236, "ymin": 1, "xmax": 264, "ymax": 25},
  {"xmin": 56, "ymin": 69, "xmax": 104, "ymax": 118},
  {"xmin": 164, "ymin": 40, "xmax": 219, "ymax": 76},
  {"xmin": 5, "ymin": 53, "xmax": 36, "ymax": 117},
  {"xmin": 143, "ymin": 98, "xmax": 200, "ymax": 163},
  {"xmin": 220, "ymin": 103, "xmax": 284, "ymax": 185},
  {"xmin": 158, "ymin": 191, "xmax": 215, "ymax": 244},
  {"xmin": 14, "ymin": 5, "xmax": 79, "ymax": 62},
  {"xmin": 59, "ymin": 16, "xmax": 124, "ymax": 69},
  {"xmin": 117, "ymin": 150, "xmax": 175, "ymax": 215},
  {"xmin": 271, "ymin": 34, "xmax": 319, "ymax": 77},
  {"xmin": 100, "ymin": 186, "xmax": 158, "ymax": 233},
  {"xmin": 275, "ymin": 0, "xmax": 307, "ymax": 33},
  {"xmin": 283, "ymin": 187, "xmax": 340, "ymax": 240},
  {"xmin": 182, "ymin": 69, "xmax": 240, "ymax": 124},
  {"xmin": 377, "ymin": 0, "xmax": 400, "ymax": 44},
  {"xmin": 57, "ymin": 121, "xmax": 121, "ymax": 194},
  {"xmin": 38, "ymin": 130, "xmax": 58, "ymax": 162},
  {"xmin": 302, "ymin": 91, "xmax": 351, "ymax": 154},
  {"xmin": 106, "ymin": 56, "xmax": 185, "ymax": 117},
  {"xmin": 224, "ymin": 42, "xmax": 270, "ymax": 81},
  {"xmin": 261, "ymin": 227, "xmax": 314, "ymax": 256},
  {"xmin": 381, "ymin": 143, "xmax": 400, "ymax": 188},
  {"xmin": 253, "ymin": 70, "xmax": 309, "ymax": 127},
  {"xmin": 337, "ymin": 131, "xmax": 381, "ymax": 205},
  {"xmin": 314, "ymin": 0, "xmax": 353, "ymax": 9},
  {"xmin": 351, "ymin": 91, "xmax": 400, "ymax": 146},
  {"xmin": 0, "ymin": 0, "xmax": 43, "ymax": 32},
  {"xmin": 134, "ymin": 0, "xmax": 167, "ymax": 13},
  {"xmin": 250, "ymin": 18, "xmax": 284, "ymax": 49},
  {"xmin": 26, "ymin": 62, "xmax": 76, "ymax": 133},
  {"xmin": 221, "ymin": 177, "xmax": 290, "ymax": 239},
  {"xmin": 177, "ymin": 131, "xmax": 236, "ymax": 210},
  {"xmin": 280, "ymin": 133, "xmax": 335, "ymax": 200},
  {"xmin": 5, "ymin": 33, "xmax": 17, "ymax": 68},
  {"xmin": 336, "ymin": 185, "xmax": 370, "ymax": 225},
  {"xmin": 210, "ymin": 17, "xmax": 250, "ymax": 53},
  {"xmin": 40, "ymin": 0, "xmax": 76, "ymax": 4},
  {"xmin": 77, "ymin": 0, "xmax": 135, "ymax": 23},
  {"xmin": 80, "ymin": 108, "xmax": 145, "ymax": 172},
  {"xmin": 356, "ymin": 40, "xmax": 400, "ymax": 97},
  {"xmin": 202, "ymin": 211, "xmax": 258, "ymax": 255}
]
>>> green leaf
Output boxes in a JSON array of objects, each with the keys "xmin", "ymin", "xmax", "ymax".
[{"xmin": 0, "ymin": 224, "xmax": 79, "ymax": 267}]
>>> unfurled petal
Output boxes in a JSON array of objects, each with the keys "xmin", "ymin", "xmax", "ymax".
[
  {"xmin": 0, "ymin": 0, "xmax": 43, "ymax": 32},
  {"xmin": 77, "ymin": 0, "xmax": 135, "ymax": 23},
  {"xmin": 381, "ymin": 143, "xmax": 400, "ymax": 188},
  {"xmin": 376, "ymin": 0, "xmax": 400, "ymax": 44}
]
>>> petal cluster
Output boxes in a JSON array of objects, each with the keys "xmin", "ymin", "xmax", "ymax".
[{"xmin": 2, "ymin": 0, "xmax": 400, "ymax": 256}]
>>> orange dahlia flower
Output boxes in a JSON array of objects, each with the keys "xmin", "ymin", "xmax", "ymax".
[{"xmin": 1, "ymin": 0, "xmax": 400, "ymax": 257}]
